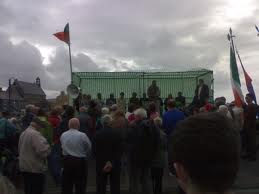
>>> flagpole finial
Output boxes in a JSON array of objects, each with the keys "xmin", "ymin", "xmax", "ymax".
[{"xmin": 228, "ymin": 27, "xmax": 236, "ymax": 42}]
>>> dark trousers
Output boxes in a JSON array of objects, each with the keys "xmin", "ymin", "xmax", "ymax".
[
  {"xmin": 151, "ymin": 167, "xmax": 163, "ymax": 194},
  {"xmin": 243, "ymin": 127, "xmax": 257, "ymax": 159},
  {"xmin": 48, "ymin": 144, "xmax": 62, "ymax": 185},
  {"xmin": 22, "ymin": 172, "xmax": 45, "ymax": 194},
  {"xmin": 62, "ymin": 156, "xmax": 88, "ymax": 194},
  {"xmin": 96, "ymin": 165, "xmax": 120, "ymax": 194}
]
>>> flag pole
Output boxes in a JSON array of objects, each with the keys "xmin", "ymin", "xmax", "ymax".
[
  {"xmin": 68, "ymin": 42, "xmax": 73, "ymax": 84},
  {"xmin": 67, "ymin": 23, "xmax": 73, "ymax": 84},
  {"xmin": 235, "ymin": 45, "xmax": 246, "ymax": 72}
]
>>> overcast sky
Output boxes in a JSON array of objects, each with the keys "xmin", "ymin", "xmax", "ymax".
[{"xmin": 1, "ymin": 0, "xmax": 259, "ymax": 101}]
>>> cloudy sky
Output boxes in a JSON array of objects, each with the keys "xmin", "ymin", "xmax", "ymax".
[{"xmin": 1, "ymin": 0, "xmax": 259, "ymax": 101}]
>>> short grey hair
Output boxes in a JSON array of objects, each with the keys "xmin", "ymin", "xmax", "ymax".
[
  {"xmin": 134, "ymin": 108, "xmax": 147, "ymax": 119},
  {"xmin": 101, "ymin": 114, "xmax": 112, "ymax": 127},
  {"xmin": 25, "ymin": 104, "xmax": 35, "ymax": 112},
  {"xmin": 102, "ymin": 107, "xmax": 110, "ymax": 115}
]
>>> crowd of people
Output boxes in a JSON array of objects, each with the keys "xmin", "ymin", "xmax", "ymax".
[{"xmin": 0, "ymin": 79, "xmax": 257, "ymax": 194}]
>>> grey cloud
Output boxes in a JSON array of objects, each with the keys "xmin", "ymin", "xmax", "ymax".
[
  {"xmin": 0, "ymin": 32, "xmax": 102, "ymax": 95},
  {"xmin": 0, "ymin": 0, "xmax": 259, "ymax": 100}
]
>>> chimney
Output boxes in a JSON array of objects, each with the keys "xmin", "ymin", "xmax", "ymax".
[{"xmin": 36, "ymin": 77, "xmax": 41, "ymax": 87}]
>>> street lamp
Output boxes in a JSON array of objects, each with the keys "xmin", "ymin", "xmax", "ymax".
[{"xmin": 8, "ymin": 77, "xmax": 16, "ymax": 113}]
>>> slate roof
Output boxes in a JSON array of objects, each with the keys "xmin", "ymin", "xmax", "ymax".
[
  {"xmin": 0, "ymin": 91, "xmax": 8, "ymax": 99},
  {"xmin": 0, "ymin": 90, "xmax": 23, "ymax": 100},
  {"xmin": 16, "ymin": 81, "xmax": 46, "ymax": 96}
]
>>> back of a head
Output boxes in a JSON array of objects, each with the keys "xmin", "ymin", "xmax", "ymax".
[
  {"xmin": 169, "ymin": 112, "xmax": 240, "ymax": 193},
  {"xmin": 167, "ymin": 99, "xmax": 176, "ymax": 109},
  {"xmin": 101, "ymin": 114, "xmax": 112, "ymax": 128},
  {"xmin": 110, "ymin": 104, "xmax": 118, "ymax": 112},
  {"xmin": 50, "ymin": 108, "xmax": 59, "ymax": 116},
  {"xmin": 218, "ymin": 105, "xmax": 228, "ymax": 115},
  {"xmin": 79, "ymin": 106, "xmax": 87, "ymax": 113},
  {"xmin": 134, "ymin": 108, "xmax": 147, "ymax": 120},
  {"xmin": 68, "ymin": 118, "xmax": 80, "ymax": 130},
  {"xmin": 153, "ymin": 117, "xmax": 162, "ymax": 128},
  {"xmin": 37, "ymin": 108, "xmax": 46, "ymax": 117},
  {"xmin": 25, "ymin": 104, "xmax": 34, "ymax": 113},
  {"xmin": 65, "ymin": 106, "xmax": 75, "ymax": 118},
  {"xmin": 128, "ymin": 103, "xmax": 135, "ymax": 113},
  {"xmin": 101, "ymin": 107, "xmax": 110, "ymax": 115},
  {"xmin": 149, "ymin": 102, "xmax": 156, "ymax": 113}
]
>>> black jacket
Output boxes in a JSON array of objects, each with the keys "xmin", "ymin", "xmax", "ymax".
[
  {"xmin": 195, "ymin": 84, "xmax": 209, "ymax": 102},
  {"xmin": 127, "ymin": 119, "xmax": 160, "ymax": 168},
  {"xmin": 92, "ymin": 127, "xmax": 124, "ymax": 169}
]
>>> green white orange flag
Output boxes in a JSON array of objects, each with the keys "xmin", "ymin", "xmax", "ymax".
[
  {"xmin": 53, "ymin": 23, "xmax": 70, "ymax": 45},
  {"xmin": 229, "ymin": 38, "xmax": 244, "ymax": 107}
]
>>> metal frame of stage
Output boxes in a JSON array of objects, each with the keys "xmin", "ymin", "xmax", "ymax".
[{"xmin": 71, "ymin": 69, "xmax": 214, "ymax": 104}]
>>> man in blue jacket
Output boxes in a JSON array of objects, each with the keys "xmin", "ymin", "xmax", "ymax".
[{"xmin": 162, "ymin": 100, "xmax": 185, "ymax": 137}]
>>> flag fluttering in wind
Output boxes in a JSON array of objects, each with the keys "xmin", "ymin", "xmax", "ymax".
[
  {"xmin": 239, "ymin": 58, "xmax": 257, "ymax": 104},
  {"xmin": 53, "ymin": 23, "xmax": 70, "ymax": 45},
  {"xmin": 229, "ymin": 29, "xmax": 244, "ymax": 107},
  {"xmin": 53, "ymin": 23, "xmax": 73, "ymax": 82}
]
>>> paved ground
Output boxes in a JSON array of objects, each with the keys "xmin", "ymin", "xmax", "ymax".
[
  {"xmin": 14, "ymin": 132, "xmax": 259, "ymax": 194},
  {"xmin": 15, "ymin": 156, "xmax": 259, "ymax": 194}
]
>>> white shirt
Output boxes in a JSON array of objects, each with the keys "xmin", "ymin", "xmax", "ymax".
[
  {"xmin": 198, "ymin": 85, "xmax": 202, "ymax": 99},
  {"xmin": 60, "ymin": 129, "xmax": 91, "ymax": 158}
]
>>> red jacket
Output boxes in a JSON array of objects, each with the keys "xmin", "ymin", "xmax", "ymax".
[{"xmin": 48, "ymin": 115, "xmax": 61, "ymax": 144}]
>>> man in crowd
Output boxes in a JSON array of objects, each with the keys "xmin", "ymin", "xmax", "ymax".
[
  {"xmin": 127, "ymin": 108, "xmax": 160, "ymax": 194},
  {"xmin": 81, "ymin": 94, "xmax": 92, "ymax": 108},
  {"xmin": 18, "ymin": 117, "xmax": 50, "ymax": 194},
  {"xmin": 117, "ymin": 92, "xmax": 127, "ymax": 113},
  {"xmin": 93, "ymin": 115, "xmax": 124, "ymax": 194},
  {"xmin": 164, "ymin": 94, "xmax": 173, "ymax": 111},
  {"xmin": 129, "ymin": 92, "xmax": 140, "ymax": 108},
  {"xmin": 168, "ymin": 112, "xmax": 240, "ymax": 194},
  {"xmin": 60, "ymin": 118, "xmax": 91, "ymax": 194},
  {"xmin": 175, "ymin": 92, "xmax": 186, "ymax": 108},
  {"xmin": 242, "ymin": 93, "xmax": 258, "ymax": 161},
  {"xmin": 148, "ymin": 80, "xmax": 161, "ymax": 112},
  {"xmin": 106, "ymin": 93, "xmax": 117, "ymax": 107},
  {"xmin": 22, "ymin": 104, "xmax": 35, "ymax": 130},
  {"xmin": 151, "ymin": 117, "xmax": 167, "ymax": 194},
  {"xmin": 78, "ymin": 106, "xmax": 91, "ymax": 136},
  {"xmin": 96, "ymin": 93, "xmax": 105, "ymax": 107},
  {"xmin": 163, "ymin": 100, "xmax": 185, "ymax": 136},
  {"xmin": 194, "ymin": 79, "xmax": 209, "ymax": 107},
  {"xmin": 148, "ymin": 80, "xmax": 160, "ymax": 101},
  {"xmin": 0, "ymin": 111, "xmax": 18, "ymax": 150},
  {"xmin": 140, "ymin": 93, "xmax": 149, "ymax": 110}
]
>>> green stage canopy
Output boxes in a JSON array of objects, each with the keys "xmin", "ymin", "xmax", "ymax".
[{"xmin": 72, "ymin": 69, "xmax": 213, "ymax": 104}]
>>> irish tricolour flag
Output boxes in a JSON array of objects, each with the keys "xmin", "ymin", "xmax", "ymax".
[{"xmin": 230, "ymin": 40, "xmax": 244, "ymax": 107}]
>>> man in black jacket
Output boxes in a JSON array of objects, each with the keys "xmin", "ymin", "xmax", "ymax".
[
  {"xmin": 194, "ymin": 79, "xmax": 209, "ymax": 107},
  {"xmin": 127, "ymin": 108, "xmax": 160, "ymax": 194},
  {"xmin": 92, "ymin": 115, "xmax": 124, "ymax": 194}
]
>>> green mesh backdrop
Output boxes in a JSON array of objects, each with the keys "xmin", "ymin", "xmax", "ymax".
[{"xmin": 72, "ymin": 70, "xmax": 214, "ymax": 104}]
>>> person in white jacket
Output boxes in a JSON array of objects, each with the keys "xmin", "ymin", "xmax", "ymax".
[{"xmin": 18, "ymin": 117, "xmax": 50, "ymax": 194}]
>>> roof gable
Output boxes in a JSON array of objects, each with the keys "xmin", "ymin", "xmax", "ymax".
[{"xmin": 16, "ymin": 81, "xmax": 46, "ymax": 96}]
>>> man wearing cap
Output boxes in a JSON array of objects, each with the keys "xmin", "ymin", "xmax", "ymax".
[{"xmin": 18, "ymin": 117, "xmax": 51, "ymax": 194}]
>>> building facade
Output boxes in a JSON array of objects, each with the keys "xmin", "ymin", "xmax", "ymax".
[{"xmin": 0, "ymin": 77, "xmax": 47, "ymax": 112}]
